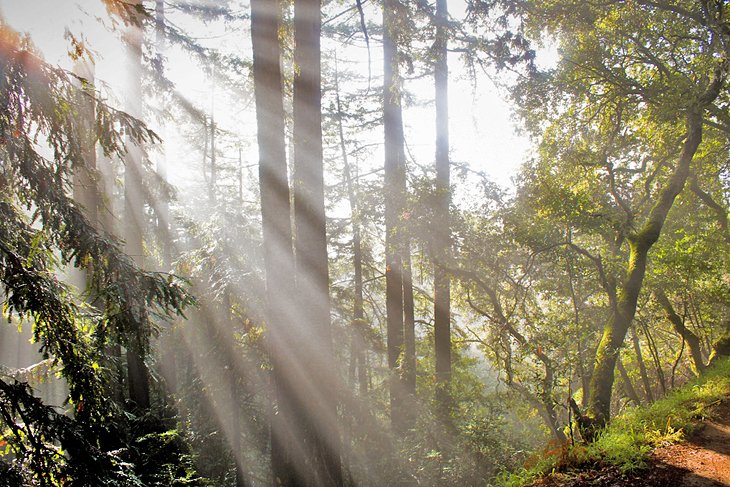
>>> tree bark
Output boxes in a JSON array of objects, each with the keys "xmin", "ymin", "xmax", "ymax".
[
  {"xmin": 433, "ymin": 0, "xmax": 452, "ymax": 415},
  {"xmin": 616, "ymin": 356, "xmax": 642, "ymax": 406},
  {"xmin": 291, "ymin": 0, "xmax": 343, "ymax": 482},
  {"xmin": 249, "ymin": 0, "xmax": 298, "ymax": 483},
  {"xmin": 383, "ymin": 0, "xmax": 408, "ymax": 433},
  {"xmin": 655, "ymin": 290, "xmax": 706, "ymax": 376},
  {"xmin": 587, "ymin": 104, "xmax": 712, "ymax": 425},
  {"xmin": 123, "ymin": 0, "xmax": 150, "ymax": 410}
]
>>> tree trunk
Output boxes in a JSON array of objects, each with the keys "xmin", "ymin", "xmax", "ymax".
[
  {"xmin": 631, "ymin": 326, "xmax": 654, "ymax": 403},
  {"xmin": 123, "ymin": 0, "xmax": 150, "ymax": 410},
  {"xmin": 642, "ymin": 321, "xmax": 667, "ymax": 396},
  {"xmin": 152, "ymin": 0, "xmax": 179, "ymax": 403},
  {"xmin": 250, "ymin": 0, "xmax": 298, "ymax": 483},
  {"xmin": 616, "ymin": 356, "xmax": 642, "ymax": 406},
  {"xmin": 708, "ymin": 319, "xmax": 730, "ymax": 365},
  {"xmin": 655, "ymin": 289, "xmax": 706, "ymax": 376},
  {"xmin": 587, "ymin": 105, "xmax": 710, "ymax": 425},
  {"xmin": 383, "ymin": 0, "xmax": 408, "ymax": 433},
  {"xmin": 402, "ymin": 252, "xmax": 416, "ymax": 398},
  {"xmin": 291, "ymin": 0, "xmax": 343, "ymax": 482},
  {"xmin": 433, "ymin": 0, "xmax": 452, "ymax": 415},
  {"xmin": 209, "ymin": 76, "xmax": 217, "ymax": 204},
  {"xmin": 72, "ymin": 60, "xmax": 98, "ymax": 234},
  {"xmin": 565, "ymin": 249, "xmax": 590, "ymax": 407},
  {"xmin": 222, "ymin": 291, "xmax": 247, "ymax": 487},
  {"xmin": 334, "ymin": 56, "xmax": 368, "ymax": 396}
]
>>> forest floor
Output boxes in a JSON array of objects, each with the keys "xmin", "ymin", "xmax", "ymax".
[{"xmin": 527, "ymin": 398, "xmax": 730, "ymax": 486}]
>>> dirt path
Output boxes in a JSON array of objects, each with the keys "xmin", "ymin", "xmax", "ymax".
[
  {"xmin": 651, "ymin": 399, "xmax": 730, "ymax": 486},
  {"xmin": 526, "ymin": 399, "xmax": 730, "ymax": 486}
]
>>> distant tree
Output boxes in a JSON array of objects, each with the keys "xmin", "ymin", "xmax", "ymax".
[
  {"xmin": 291, "ymin": 0, "xmax": 343, "ymax": 483},
  {"xmin": 123, "ymin": 0, "xmax": 152, "ymax": 410},
  {"xmin": 383, "ymin": 0, "xmax": 411, "ymax": 433},
  {"xmin": 433, "ymin": 0, "xmax": 452, "ymax": 414},
  {"xmin": 332, "ymin": 56, "xmax": 369, "ymax": 395}
]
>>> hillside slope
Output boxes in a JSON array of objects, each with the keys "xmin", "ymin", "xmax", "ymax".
[{"xmin": 498, "ymin": 358, "xmax": 730, "ymax": 487}]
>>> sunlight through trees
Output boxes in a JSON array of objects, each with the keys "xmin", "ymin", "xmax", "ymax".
[{"xmin": 0, "ymin": 0, "xmax": 728, "ymax": 485}]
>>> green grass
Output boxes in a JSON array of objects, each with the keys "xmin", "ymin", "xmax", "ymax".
[{"xmin": 491, "ymin": 357, "xmax": 730, "ymax": 487}]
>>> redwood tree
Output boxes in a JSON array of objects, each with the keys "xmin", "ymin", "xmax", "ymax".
[
  {"xmin": 250, "ymin": 0, "xmax": 296, "ymax": 482},
  {"xmin": 383, "ymin": 0, "xmax": 409, "ymax": 433},
  {"xmin": 123, "ymin": 0, "xmax": 151, "ymax": 409},
  {"xmin": 292, "ymin": 0, "xmax": 343, "ymax": 483},
  {"xmin": 433, "ymin": 0, "xmax": 452, "ymax": 413}
]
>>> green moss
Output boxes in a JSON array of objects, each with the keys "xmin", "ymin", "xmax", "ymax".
[{"xmin": 492, "ymin": 357, "xmax": 730, "ymax": 486}]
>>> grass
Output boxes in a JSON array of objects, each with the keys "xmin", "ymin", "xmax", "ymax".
[{"xmin": 491, "ymin": 357, "xmax": 730, "ymax": 487}]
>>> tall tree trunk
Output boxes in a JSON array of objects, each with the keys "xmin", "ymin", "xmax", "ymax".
[
  {"xmin": 334, "ymin": 58, "xmax": 368, "ymax": 395},
  {"xmin": 433, "ymin": 0, "xmax": 451, "ymax": 413},
  {"xmin": 209, "ymin": 73, "xmax": 217, "ymax": 204},
  {"xmin": 72, "ymin": 60, "xmax": 98, "ymax": 235},
  {"xmin": 655, "ymin": 290, "xmax": 706, "ymax": 376},
  {"xmin": 153, "ymin": 0, "xmax": 179, "ymax": 402},
  {"xmin": 223, "ymin": 290, "xmax": 247, "ymax": 487},
  {"xmin": 565, "ymin": 247, "xmax": 591, "ymax": 407},
  {"xmin": 70, "ymin": 58, "xmax": 98, "ymax": 295},
  {"xmin": 587, "ymin": 97, "xmax": 718, "ymax": 424},
  {"xmin": 124, "ymin": 1, "xmax": 150, "ymax": 410},
  {"xmin": 93, "ymin": 73, "xmax": 124, "ymax": 403},
  {"xmin": 71, "ymin": 59, "xmax": 101, "ymax": 406},
  {"xmin": 383, "ymin": 0, "xmax": 408, "ymax": 433},
  {"xmin": 250, "ymin": 0, "xmax": 297, "ymax": 483},
  {"xmin": 291, "ymin": 0, "xmax": 343, "ymax": 483},
  {"xmin": 402, "ymin": 254, "xmax": 416, "ymax": 399}
]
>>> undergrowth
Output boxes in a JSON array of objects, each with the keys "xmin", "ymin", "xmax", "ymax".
[{"xmin": 492, "ymin": 357, "xmax": 730, "ymax": 487}]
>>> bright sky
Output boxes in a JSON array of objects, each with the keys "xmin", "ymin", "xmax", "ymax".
[{"xmin": 0, "ymin": 0, "xmax": 533, "ymax": 191}]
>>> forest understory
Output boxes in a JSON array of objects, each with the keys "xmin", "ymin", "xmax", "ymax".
[{"xmin": 528, "ymin": 396, "xmax": 730, "ymax": 487}]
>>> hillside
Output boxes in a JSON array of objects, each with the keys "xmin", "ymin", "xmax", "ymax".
[{"xmin": 499, "ymin": 358, "xmax": 730, "ymax": 487}]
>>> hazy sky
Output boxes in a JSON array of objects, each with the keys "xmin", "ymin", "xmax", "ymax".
[{"xmin": 0, "ymin": 0, "xmax": 532, "ymax": 190}]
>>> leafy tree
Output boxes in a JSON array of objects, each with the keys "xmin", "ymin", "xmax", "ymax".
[{"xmin": 513, "ymin": 0, "xmax": 730, "ymax": 425}]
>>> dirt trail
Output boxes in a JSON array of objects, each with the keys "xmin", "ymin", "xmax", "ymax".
[
  {"xmin": 651, "ymin": 399, "xmax": 730, "ymax": 486},
  {"xmin": 526, "ymin": 399, "xmax": 730, "ymax": 486}
]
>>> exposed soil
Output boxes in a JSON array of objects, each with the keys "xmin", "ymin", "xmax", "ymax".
[
  {"xmin": 526, "ymin": 399, "xmax": 730, "ymax": 486},
  {"xmin": 651, "ymin": 399, "xmax": 730, "ymax": 486}
]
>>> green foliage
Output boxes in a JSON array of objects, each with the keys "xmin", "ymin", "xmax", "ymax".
[
  {"xmin": 0, "ymin": 17, "xmax": 198, "ymax": 485},
  {"xmin": 0, "ymin": 379, "xmax": 206, "ymax": 485},
  {"xmin": 494, "ymin": 357, "xmax": 730, "ymax": 485}
]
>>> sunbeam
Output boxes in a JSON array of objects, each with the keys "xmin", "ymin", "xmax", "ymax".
[{"xmin": 3, "ymin": 0, "xmax": 729, "ymax": 486}]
